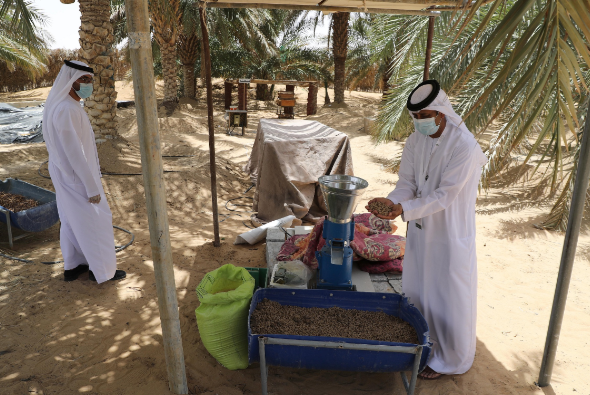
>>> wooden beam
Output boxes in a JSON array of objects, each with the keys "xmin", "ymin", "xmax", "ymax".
[
  {"xmin": 365, "ymin": 0, "xmax": 457, "ymax": 4},
  {"xmin": 199, "ymin": 4, "xmax": 221, "ymax": 248},
  {"xmin": 284, "ymin": 84, "xmax": 295, "ymax": 117},
  {"xmin": 124, "ymin": 0, "xmax": 188, "ymax": 393},
  {"xmin": 202, "ymin": 2, "xmax": 441, "ymax": 16},
  {"xmin": 225, "ymin": 78, "xmax": 319, "ymax": 86}
]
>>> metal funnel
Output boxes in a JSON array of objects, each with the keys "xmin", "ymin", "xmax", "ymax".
[{"xmin": 319, "ymin": 175, "xmax": 369, "ymax": 223}]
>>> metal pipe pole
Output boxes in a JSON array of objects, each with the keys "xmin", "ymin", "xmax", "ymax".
[
  {"xmin": 199, "ymin": 3, "xmax": 221, "ymax": 247},
  {"xmin": 423, "ymin": 16, "xmax": 435, "ymax": 81},
  {"xmin": 124, "ymin": 1, "xmax": 188, "ymax": 393},
  {"xmin": 538, "ymin": 105, "xmax": 590, "ymax": 386}
]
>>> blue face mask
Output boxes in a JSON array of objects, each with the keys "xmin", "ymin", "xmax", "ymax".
[
  {"xmin": 413, "ymin": 116, "xmax": 440, "ymax": 136},
  {"xmin": 75, "ymin": 83, "xmax": 93, "ymax": 99}
]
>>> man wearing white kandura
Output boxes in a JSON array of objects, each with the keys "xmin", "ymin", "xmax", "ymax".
[
  {"xmin": 366, "ymin": 79, "xmax": 487, "ymax": 379},
  {"xmin": 42, "ymin": 60, "xmax": 126, "ymax": 283}
]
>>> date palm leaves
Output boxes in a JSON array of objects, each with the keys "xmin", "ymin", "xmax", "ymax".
[
  {"xmin": 374, "ymin": 0, "xmax": 590, "ymax": 230},
  {"xmin": 0, "ymin": 0, "xmax": 49, "ymax": 75}
]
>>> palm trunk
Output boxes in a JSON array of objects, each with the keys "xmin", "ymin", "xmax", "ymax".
[
  {"xmin": 256, "ymin": 83, "xmax": 270, "ymax": 100},
  {"xmin": 160, "ymin": 40, "xmax": 178, "ymax": 103},
  {"xmin": 332, "ymin": 12, "xmax": 349, "ymax": 105},
  {"xmin": 78, "ymin": 0, "xmax": 117, "ymax": 140},
  {"xmin": 178, "ymin": 32, "xmax": 199, "ymax": 99},
  {"xmin": 324, "ymin": 80, "xmax": 331, "ymax": 104},
  {"xmin": 149, "ymin": 0, "xmax": 180, "ymax": 107},
  {"xmin": 183, "ymin": 63, "xmax": 196, "ymax": 98}
]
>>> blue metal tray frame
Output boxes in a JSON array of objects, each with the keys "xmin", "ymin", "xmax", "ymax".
[
  {"xmin": 248, "ymin": 288, "xmax": 432, "ymax": 395},
  {"xmin": 0, "ymin": 178, "xmax": 59, "ymax": 248}
]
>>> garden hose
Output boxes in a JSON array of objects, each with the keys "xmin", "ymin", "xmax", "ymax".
[{"xmin": 0, "ymin": 224, "xmax": 134, "ymax": 265}]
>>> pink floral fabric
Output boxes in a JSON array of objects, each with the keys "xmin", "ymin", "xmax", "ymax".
[
  {"xmin": 277, "ymin": 214, "xmax": 405, "ymax": 273},
  {"xmin": 357, "ymin": 258, "xmax": 404, "ymax": 274}
]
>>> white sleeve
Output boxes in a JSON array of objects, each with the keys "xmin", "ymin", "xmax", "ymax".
[
  {"xmin": 400, "ymin": 142, "xmax": 478, "ymax": 222},
  {"xmin": 387, "ymin": 135, "xmax": 417, "ymax": 204},
  {"xmin": 54, "ymin": 107, "xmax": 101, "ymax": 198}
]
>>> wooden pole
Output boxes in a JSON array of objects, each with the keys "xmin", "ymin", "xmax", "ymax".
[
  {"xmin": 423, "ymin": 16, "xmax": 435, "ymax": 81},
  {"xmin": 199, "ymin": 3, "xmax": 221, "ymax": 247},
  {"xmin": 124, "ymin": 1, "xmax": 188, "ymax": 393},
  {"xmin": 238, "ymin": 82, "xmax": 248, "ymax": 111},
  {"xmin": 202, "ymin": 2, "xmax": 441, "ymax": 16},
  {"xmin": 224, "ymin": 80, "xmax": 233, "ymax": 110},
  {"xmin": 285, "ymin": 84, "xmax": 295, "ymax": 117}
]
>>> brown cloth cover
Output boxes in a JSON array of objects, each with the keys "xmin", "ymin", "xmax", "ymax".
[{"xmin": 245, "ymin": 119, "xmax": 353, "ymax": 223}]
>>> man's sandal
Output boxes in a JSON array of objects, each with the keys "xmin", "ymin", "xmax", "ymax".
[{"xmin": 418, "ymin": 366, "xmax": 443, "ymax": 380}]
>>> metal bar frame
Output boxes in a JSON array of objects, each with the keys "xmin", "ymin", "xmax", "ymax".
[
  {"xmin": 538, "ymin": 96, "xmax": 590, "ymax": 386},
  {"xmin": 0, "ymin": 208, "xmax": 13, "ymax": 249},
  {"xmin": 423, "ymin": 15, "xmax": 436, "ymax": 81},
  {"xmin": 258, "ymin": 336, "xmax": 423, "ymax": 395},
  {"xmin": 199, "ymin": 4, "xmax": 221, "ymax": 247}
]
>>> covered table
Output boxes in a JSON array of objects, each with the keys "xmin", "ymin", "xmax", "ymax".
[{"xmin": 245, "ymin": 119, "xmax": 353, "ymax": 223}]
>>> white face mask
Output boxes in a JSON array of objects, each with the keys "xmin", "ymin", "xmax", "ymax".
[
  {"xmin": 413, "ymin": 117, "xmax": 440, "ymax": 136},
  {"xmin": 75, "ymin": 82, "xmax": 93, "ymax": 99}
]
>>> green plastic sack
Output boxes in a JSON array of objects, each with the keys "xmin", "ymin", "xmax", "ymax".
[{"xmin": 195, "ymin": 264, "xmax": 255, "ymax": 370}]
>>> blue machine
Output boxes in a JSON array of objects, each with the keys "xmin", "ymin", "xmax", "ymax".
[
  {"xmin": 316, "ymin": 220, "xmax": 355, "ymax": 290},
  {"xmin": 315, "ymin": 175, "xmax": 368, "ymax": 291}
]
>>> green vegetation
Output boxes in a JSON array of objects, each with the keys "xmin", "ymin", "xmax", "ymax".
[
  {"xmin": 0, "ymin": 0, "xmax": 49, "ymax": 76},
  {"xmin": 372, "ymin": 0, "xmax": 590, "ymax": 230}
]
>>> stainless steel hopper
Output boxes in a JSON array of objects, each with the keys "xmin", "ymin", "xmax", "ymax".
[{"xmin": 318, "ymin": 175, "xmax": 369, "ymax": 223}]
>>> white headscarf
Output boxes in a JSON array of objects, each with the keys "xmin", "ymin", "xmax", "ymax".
[
  {"xmin": 42, "ymin": 60, "xmax": 94, "ymax": 161},
  {"xmin": 408, "ymin": 84, "xmax": 470, "ymax": 135}
]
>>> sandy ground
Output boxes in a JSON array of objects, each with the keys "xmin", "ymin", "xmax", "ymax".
[{"xmin": 0, "ymin": 81, "xmax": 589, "ymax": 395}]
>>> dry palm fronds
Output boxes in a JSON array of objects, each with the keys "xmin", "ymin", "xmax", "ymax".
[{"xmin": 0, "ymin": 192, "xmax": 39, "ymax": 212}]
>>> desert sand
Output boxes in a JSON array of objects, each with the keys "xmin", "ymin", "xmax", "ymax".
[{"xmin": 0, "ymin": 81, "xmax": 588, "ymax": 395}]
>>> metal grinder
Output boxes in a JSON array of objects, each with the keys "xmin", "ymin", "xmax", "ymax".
[{"xmin": 316, "ymin": 175, "xmax": 368, "ymax": 290}]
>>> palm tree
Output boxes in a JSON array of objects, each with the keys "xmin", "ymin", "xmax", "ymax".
[
  {"xmin": 204, "ymin": 6, "xmax": 278, "ymax": 94},
  {"xmin": 178, "ymin": 0, "xmax": 199, "ymax": 99},
  {"xmin": 345, "ymin": 14, "xmax": 392, "ymax": 93},
  {"xmin": 201, "ymin": 9, "xmax": 329, "ymax": 99},
  {"xmin": 149, "ymin": 0, "xmax": 181, "ymax": 106},
  {"xmin": 75, "ymin": 0, "xmax": 118, "ymax": 140},
  {"xmin": 0, "ymin": 0, "xmax": 48, "ymax": 76},
  {"xmin": 111, "ymin": 1, "xmax": 277, "ymax": 102},
  {"xmin": 372, "ymin": 0, "xmax": 590, "ymax": 230},
  {"xmin": 332, "ymin": 12, "xmax": 349, "ymax": 104}
]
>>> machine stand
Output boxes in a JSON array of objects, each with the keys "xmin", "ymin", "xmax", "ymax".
[{"xmin": 258, "ymin": 336, "xmax": 423, "ymax": 395}]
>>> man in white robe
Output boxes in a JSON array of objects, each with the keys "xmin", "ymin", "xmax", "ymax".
[
  {"xmin": 367, "ymin": 80, "xmax": 487, "ymax": 379},
  {"xmin": 42, "ymin": 60, "xmax": 125, "ymax": 283}
]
